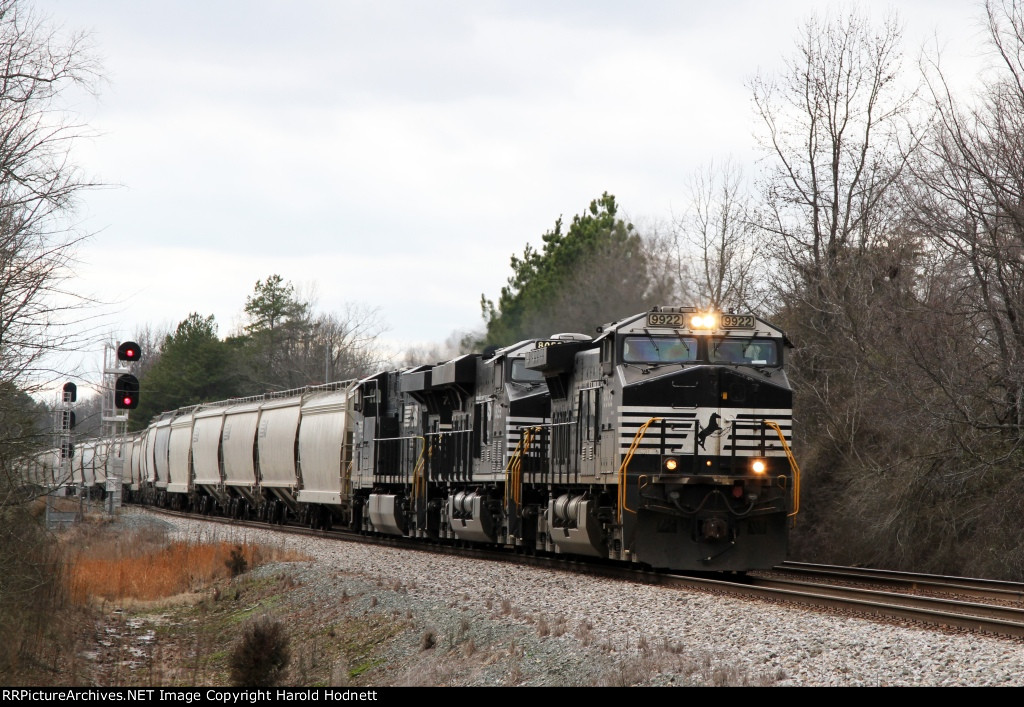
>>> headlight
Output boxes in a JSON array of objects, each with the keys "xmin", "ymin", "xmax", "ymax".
[
  {"xmin": 690, "ymin": 313, "xmax": 718, "ymax": 329},
  {"xmin": 751, "ymin": 459, "xmax": 767, "ymax": 474},
  {"xmin": 663, "ymin": 457, "xmax": 679, "ymax": 472}
]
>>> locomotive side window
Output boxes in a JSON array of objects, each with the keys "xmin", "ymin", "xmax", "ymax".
[
  {"xmin": 511, "ymin": 358, "xmax": 544, "ymax": 383},
  {"xmin": 709, "ymin": 338, "xmax": 779, "ymax": 365},
  {"xmin": 623, "ymin": 336, "xmax": 698, "ymax": 364}
]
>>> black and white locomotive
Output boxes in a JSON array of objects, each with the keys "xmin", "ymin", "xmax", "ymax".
[{"xmin": 41, "ymin": 306, "xmax": 800, "ymax": 573}]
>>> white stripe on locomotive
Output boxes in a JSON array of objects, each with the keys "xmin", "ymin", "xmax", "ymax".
[
  {"xmin": 616, "ymin": 405, "xmax": 792, "ymax": 457},
  {"xmin": 505, "ymin": 416, "xmax": 548, "ymax": 456}
]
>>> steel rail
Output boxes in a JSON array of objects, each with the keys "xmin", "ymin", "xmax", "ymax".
[{"xmin": 772, "ymin": 561, "xmax": 1024, "ymax": 604}]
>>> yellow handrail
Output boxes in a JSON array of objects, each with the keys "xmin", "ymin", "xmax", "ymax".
[
  {"xmin": 410, "ymin": 436, "xmax": 429, "ymax": 502},
  {"xmin": 763, "ymin": 420, "xmax": 800, "ymax": 518},
  {"xmin": 504, "ymin": 426, "xmax": 537, "ymax": 508},
  {"xmin": 617, "ymin": 417, "xmax": 661, "ymax": 524},
  {"xmin": 341, "ymin": 458, "xmax": 353, "ymax": 498}
]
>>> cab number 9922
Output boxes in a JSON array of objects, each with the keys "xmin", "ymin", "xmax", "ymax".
[
  {"xmin": 646, "ymin": 312, "xmax": 686, "ymax": 327},
  {"xmin": 721, "ymin": 314, "xmax": 755, "ymax": 329}
]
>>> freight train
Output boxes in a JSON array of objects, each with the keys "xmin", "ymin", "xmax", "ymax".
[{"xmin": 28, "ymin": 306, "xmax": 800, "ymax": 572}]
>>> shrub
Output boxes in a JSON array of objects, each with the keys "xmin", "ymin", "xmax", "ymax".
[
  {"xmin": 229, "ymin": 616, "xmax": 291, "ymax": 687},
  {"xmin": 0, "ymin": 503, "xmax": 66, "ymax": 683},
  {"xmin": 420, "ymin": 629, "xmax": 437, "ymax": 651},
  {"xmin": 226, "ymin": 545, "xmax": 248, "ymax": 577}
]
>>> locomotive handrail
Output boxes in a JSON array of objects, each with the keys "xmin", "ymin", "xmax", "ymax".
[
  {"xmin": 617, "ymin": 416, "xmax": 662, "ymax": 523},
  {"xmin": 503, "ymin": 435, "xmax": 522, "ymax": 508},
  {"xmin": 762, "ymin": 419, "xmax": 800, "ymax": 518},
  {"xmin": 410, "ymin": 436, "xmax": 429, "ymax": 502},
  {"xmin": 341, "ymin": 457, "xmax": 353, "ymax": 498},
  {"xmin": 504, "ymin": 425, "xmax": 539, "ymax": 508},
  {"xmin": 421, "ymin": 428, "xmax": 474, "ymax": 481}
]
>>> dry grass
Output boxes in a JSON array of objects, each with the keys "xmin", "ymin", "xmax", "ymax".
[{"xmin": 64, "ymin": 526, "xmax": 310, "ymax": 604}]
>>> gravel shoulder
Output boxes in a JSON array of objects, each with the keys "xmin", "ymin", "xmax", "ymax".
[{"xmin": 82, "ymin": 508, "xmax": 1024, "ymax": 687}]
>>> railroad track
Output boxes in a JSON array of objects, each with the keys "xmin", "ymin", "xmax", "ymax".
[
  {"xmin": 769, "ymin": 561, "xmax": 1024, "ymax": 605},
  {"xmin": 139, "ymin": 506, "xmax": 1024, "ymax": 641},
  {"xmin": 663, "ymin": 568, "xmax": 1024, "ymax": 640}
]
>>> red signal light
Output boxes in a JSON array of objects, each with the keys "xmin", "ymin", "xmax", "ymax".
[
  {"xmin": 114, "ymin": 374, "xmax": 139, "ymax": 410},
  {"xmin": 117, "ymin": 341, "xmax": 141, "ymax": 363}
]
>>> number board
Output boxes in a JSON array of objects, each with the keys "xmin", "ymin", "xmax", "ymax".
[
  {"xmin": 721, "ymin": 314, "xmax": 755, "ymax": 329},
  {"xmin": 534, "ymin": 340, "xmax": 560, "ymax": 348},
  {"xmin": 644, "ymin": 312, "xmax": 757, "ymax": 329},
  {"xmin": 646, "ymin": 312, "xmax": 686, "ymax": 327}
]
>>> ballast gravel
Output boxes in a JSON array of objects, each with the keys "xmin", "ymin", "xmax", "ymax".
[{"xmin": 130, "ymin": 508, "xmax": 1024, "ymax": 687}]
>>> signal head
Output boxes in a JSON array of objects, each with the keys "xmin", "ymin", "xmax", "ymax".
[
  {"xmin": 117, "ymin": 341, "xmax": 141, "ymax": 363},
  {"xmin": 114, "ymin": 373, "xmax": 140, "ymax": 410}
]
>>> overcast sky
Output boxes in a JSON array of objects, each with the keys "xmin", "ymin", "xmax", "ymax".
[{"xmin": 40, "ymin": 0, "xmax": 992, "ymax": 386}]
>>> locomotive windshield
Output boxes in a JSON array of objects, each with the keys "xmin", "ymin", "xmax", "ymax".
[
  {"xmin": 709, "ymin": 337, "xmax": 779, "ymax": 365},
  {"xmin": 622, "ymin": 335, "xmax": 780, "ymax": 365},
  {"xmin": 623, "ymin": 336, "xmax": 698, "ymax": 363}
]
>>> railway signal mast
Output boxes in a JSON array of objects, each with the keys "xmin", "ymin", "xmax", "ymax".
[
  {"xmin": 54, "ymin": 381, "xmax": 76, "ymax": 489},
  {"xmin": 102, "ymin": 341, "xmax": 142, "ymax": 510}
]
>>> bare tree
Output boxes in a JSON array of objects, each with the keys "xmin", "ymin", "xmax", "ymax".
[
  {"xmin": 750, "ymin": 7, "xmax": 918, "ymax": 423},
  {"xmin": 636, "ymin": 217, "xmax": 699, "ymax": 309},
  {"xmin": 0, "ymin": 1, "xmax": 100, "ymax": 682},
  {"xmin": 909, "ymin": 0, "xmax": 1024, "ymax": 441},
  {"xmin": 310, "ymin": 303, "xmax": 390, "ymax": 383},
  {"xmin": 748, "ymin": 7, "xmax": 931, "ymax": 567},
  {"xmin": 126, "ymin": 322, "xmax": 171, "ymax": 381},
  {"xmin": 0, "ymin": 0, "xmax": 98, "ymax": 492},
  {"xmin": 400, "ymin": 329, "xmax": 476, "ymax": 368},
  {"xmin": 0, "ymin": 0, "xmax": 99, "ymax": 394},
  {"xmin": 751, "ymin": 7, "xmax": 915, "ymax": 287},
  {"xmin": 861, "ymin": 0, "xmax": 1024, "ymax": 579},
  {"xmin": 236, "ymin": 275, "xmax": 390, "ymax": 389},
  {"xmin": 671, "ymin": 159, "xmax": 767, "ymax": 313}
]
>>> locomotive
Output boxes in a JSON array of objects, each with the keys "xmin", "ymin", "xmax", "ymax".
[{"xmin": 34, "ymin": 306, "xmax": 800, "ymax": 572}]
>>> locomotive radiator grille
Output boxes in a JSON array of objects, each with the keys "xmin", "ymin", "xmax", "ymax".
[
  {"xmin": 729, "ymin": 412, "xmax": 794, "ymax": 454},
  {"xmin": 616, "ymin": 407, "xmax": 695, "ymax": 456},
  {"xmin": 505, "ymin": 416, "xmax": 548, "ymax": 457}
]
